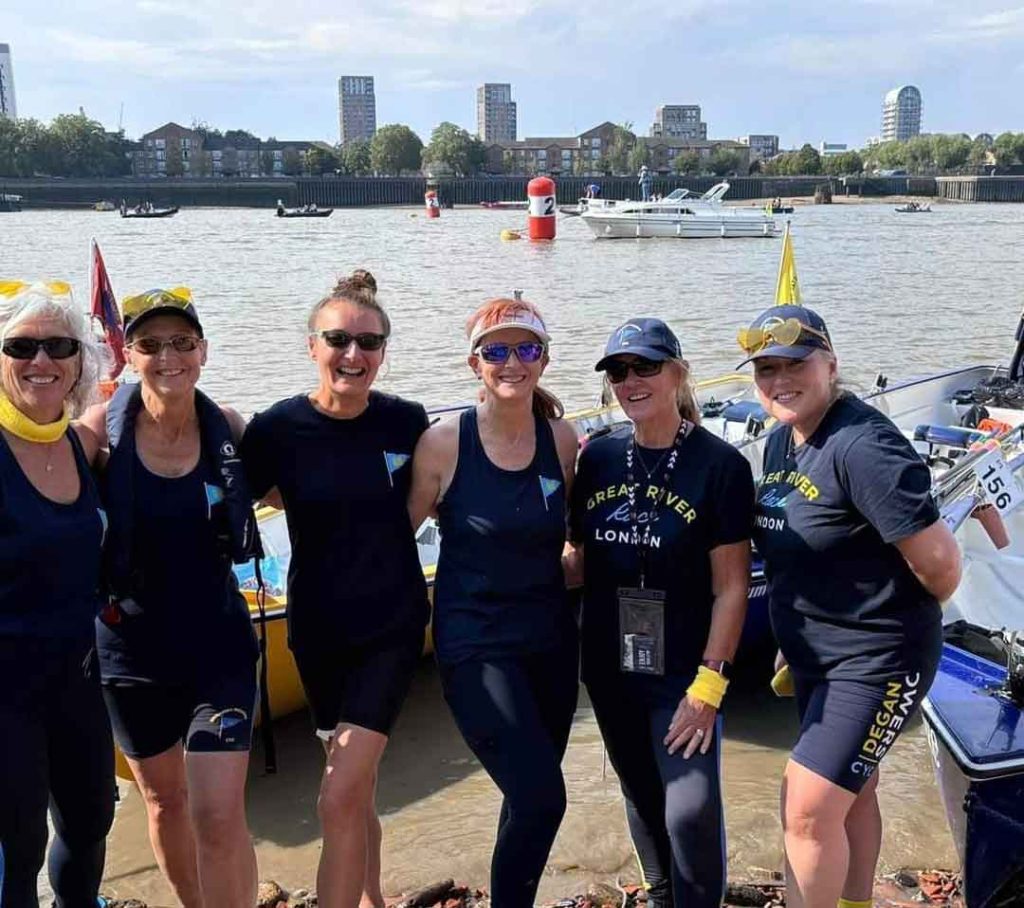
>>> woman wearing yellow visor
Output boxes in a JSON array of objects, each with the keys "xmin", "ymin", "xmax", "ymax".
[
  {"xmin": 80, "ymin": 288, "xmax": 262, "ymax": 908},
  {"xmin": 0, "ymin": 281, "xmax": 115, "ymax": 906},
  {"xmin": 737, "ymin": 304, "xmax": 961, "ymax": 908}
]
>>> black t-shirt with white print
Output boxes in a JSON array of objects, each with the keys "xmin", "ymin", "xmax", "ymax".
[
  {"xmin": 570, "ymin": 423, "xmax": 754, "ymax": 695},
  {"xmin": 753, "ymin": 394, "xmax": 942, "ymax": 683}
]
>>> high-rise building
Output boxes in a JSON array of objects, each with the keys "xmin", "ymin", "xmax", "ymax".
[
  {"xmin": 0, "ymin": 44, "xmax": 16, "ymax": 119},
  {"xmin": 338, "ymin": 76, "xmax": 376, "ymax": 145},
  {"xmin": 650, "ymin": 105, "xmax": 706, "ymax": 140},
  {"xmin": 477, "ymin": 83, "xmax": 517, "ymax": 143},
  {"xmin": 881, "ymin": 86, "xmax": 921, "ymax": 142}
]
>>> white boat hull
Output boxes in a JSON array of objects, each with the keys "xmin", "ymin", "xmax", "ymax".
[{"xmin": 581, "ymin": 212, "xmax": 777, "ymax": 239}]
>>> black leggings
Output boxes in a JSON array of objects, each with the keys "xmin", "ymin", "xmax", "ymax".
[
  {"xmin": 0, "ymin": 638, "xmax": 115, "ymax": 908},
  {"xmin": 441, "ymin": 644, "xmax": 579, "ymax": 908},
  {"xmin": 588, "ymin": 680, "xmax": 725, "ymax": 908}
]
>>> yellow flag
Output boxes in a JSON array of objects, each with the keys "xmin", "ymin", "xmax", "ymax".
[{"xmin": 774, "ymin": 222, "xmax": 801, "ymax": 305}]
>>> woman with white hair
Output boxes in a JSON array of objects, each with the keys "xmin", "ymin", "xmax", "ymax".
[{"xmin": 0, "ymin": 281, "xmax": 115, "ymax": 907}]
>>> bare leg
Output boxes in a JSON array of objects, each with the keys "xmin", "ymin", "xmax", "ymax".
[
  {"xmin": 126, "ymin": 746, "xmax": 204, "ymax": 908},
  {"xmin": 316, "ymin": 724, "xmax": 389, "ymax": 908},
  {"xmin": 781, "ymin": 760, "xmax": 856, "ymax": 908},
  {"xmin": 842, "ymin": 771, "xmax": 881, "ymax": 903},
  {"xmin": 360, "ymin": 790, "xmax": 385, "ymax": 908},
  {"xmin": 187, "ymin": 751, "xmax": 257, "ymax": 908}
]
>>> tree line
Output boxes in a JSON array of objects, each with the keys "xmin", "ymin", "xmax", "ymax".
[{"xmin": 4, "ymin": 112, "xmax": 1024, "ymax": 180}]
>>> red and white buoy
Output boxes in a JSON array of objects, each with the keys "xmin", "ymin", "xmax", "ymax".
[
  {"xmin": 425, "ymin": 190, "xmax": 440, "ymax": 219},
  {"xmin": 527, "ymin": 177, "xmax": 556, "ymax": 240}
]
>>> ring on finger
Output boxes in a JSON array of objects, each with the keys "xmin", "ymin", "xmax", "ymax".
[{"xmin": 695, "ymin": 728, "xmax": 705, "ymax": 738}]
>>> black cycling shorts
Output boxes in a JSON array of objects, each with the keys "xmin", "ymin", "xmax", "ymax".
[
  {"xmin": 103, "ymin": 662, "xmax": 257, "ymax": 760},
  {"xmin": 295, "ymin": 633, "xmax": 423, "ymax": 739},
  {"xmin": 791, "ymin": 666, "xmax": 934, "ymax": 793}
]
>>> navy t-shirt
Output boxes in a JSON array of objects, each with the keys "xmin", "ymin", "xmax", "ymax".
[
  {"xmin": 240, "ymin": 392, "xmax": 430, "ymax": 653},
  {"xmin": 753, "ymin": 394, "xmax": 942, "ymax": 682},
  {"xmin": 570, "ymin": 424, "xmax": 754, "ymax": 696}
]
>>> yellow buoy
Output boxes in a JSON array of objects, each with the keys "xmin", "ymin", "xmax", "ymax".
[{"xmin": 500, "ymin": 229, "xmax": 521, "ymax": 241}]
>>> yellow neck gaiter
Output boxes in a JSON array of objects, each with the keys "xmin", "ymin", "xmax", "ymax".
[{"xmin": 0, "ymin": 391, "xmax": 69, "ymax": 443}]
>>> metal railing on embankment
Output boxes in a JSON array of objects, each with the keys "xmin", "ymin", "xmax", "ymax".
[{"xmin": 936, "ymin": 177, "xmax": 1024, "ymax": 203}]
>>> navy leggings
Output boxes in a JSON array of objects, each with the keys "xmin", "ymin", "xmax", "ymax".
[
  {"xmin": 588, "ymin": 680, "xmax": 725, "ymax": 908},
  {"xmin": 441, "ymin": 644, "xmax": 579, "ymax": 908},
  {"xmin": 0, "ymin": 638, "xmax": 115, "ymax": 908}
]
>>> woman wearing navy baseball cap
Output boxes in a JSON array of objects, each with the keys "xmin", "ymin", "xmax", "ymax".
[
  {"xmin": 566, "ymin": 317, "xmax": 754, "ymax": 908},
  {"xmin": 739, "ymin": 303, "xmax": 961, "ymax": 908}
]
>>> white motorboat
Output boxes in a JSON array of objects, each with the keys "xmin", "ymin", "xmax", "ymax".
[{"xmin": 578, "ymin": 183, "xmax": 777, "ymax": 239}]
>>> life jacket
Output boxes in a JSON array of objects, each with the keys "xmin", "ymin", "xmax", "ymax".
[{"xmin": 103, "ymin": 382, "xmax": 262, "ymax": 601}]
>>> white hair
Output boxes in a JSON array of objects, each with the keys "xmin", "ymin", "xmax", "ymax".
[{"xmin": 0, "ymin": 283, "xmax": 110, "ymax": 416}]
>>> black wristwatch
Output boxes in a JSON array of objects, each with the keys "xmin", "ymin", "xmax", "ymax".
[{"xmin": 701, "ymin": 659, "xmax": 733, "ymax": 680}]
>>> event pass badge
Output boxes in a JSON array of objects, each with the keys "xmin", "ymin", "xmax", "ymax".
[{"xmin": 618, "ymin": 587, "xmax": 666, "ymax": 675}]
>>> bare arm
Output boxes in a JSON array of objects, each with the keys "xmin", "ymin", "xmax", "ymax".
[
  {"xmin": 74, "ymin": 402, "xmax": 110, "ymax": 469},
  {"xmin": 408, "ymin": 421, "xmax": 457, "ymax": 532},
  {"xmin": 894, "ymin": 519, "xmax": 962, "ymax": 602},
  {"xmin": 702, "ymin": 539, "xmax": 752, "ymax": 663},
  {"xmin": 562, "ymin": 541, "xmax": 584, "ymax": 589},
  {"xmin": 551, "ymin": 418, "xmax": 579, "ymax": 498},
  {"xmin": 220, "ymin": 405, "xmax": 247, "ymax": 446},
  {"xmin": 666, "ymin": 539, "xmax": 750, "ymax": 757}
]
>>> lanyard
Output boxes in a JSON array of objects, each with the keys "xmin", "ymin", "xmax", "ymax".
[{"xmin": 625, "ymin": 419, "xmax": 692, "ymax": 589}]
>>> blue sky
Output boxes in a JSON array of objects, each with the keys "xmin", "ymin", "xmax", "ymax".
[{"xmin": 5, "ymin": 0, "xmax": 1023, "ymax": 148}]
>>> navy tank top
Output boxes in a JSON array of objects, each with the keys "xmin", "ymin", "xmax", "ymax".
[
  {"xmin": 0, "ymin": 429, "xmax": 105, "ymax": 641},
  {"xmin": 96, "ymin": 450, "xmax": 255, "ymax": 683},
  {"xmin": 433, "ymin": 408, "xmax": 575, "ymax": 665}
]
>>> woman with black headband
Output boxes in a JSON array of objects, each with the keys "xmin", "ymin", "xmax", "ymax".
[
  {"xmin": 241, "ymin": 270, "xmax": 430, "ymax": 908},
  {"xmin": 80, "ymin": 287, "xmax": 261, "ymax": 908},
  {"xmin": 737, "ymin": 304, "xmax": 961, "ymax": 908},
  {"xmin": 565, "ymin": 317, "xmax": 753, "ymax": 908},
  {"xmin": 0, "ymin": 281, "xmax": 115, "ymax": 907}
]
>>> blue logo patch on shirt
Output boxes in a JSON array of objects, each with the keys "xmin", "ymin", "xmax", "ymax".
[
  {"xmin": 383, "ymin": 451, "xmax": 411, "ymax": 487},
  {"xmin": 204, "ymin": 483, "xmax": 225, "ymax": 518},
  {"xmin": 539, "ymin": 475, "xmax": 562, "ymax": 510}
]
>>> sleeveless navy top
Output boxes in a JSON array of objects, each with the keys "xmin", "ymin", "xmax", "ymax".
[
  {"xmin": 433, "ymin": 408, "xmax": 575, "ymax": 665},
  {"xmin": 0, "ymin": 429, "xmax": 105, "ymax": 641},
  {"xmin": 96, "ymin": 450, "xmax": 256, "ymax": 683}
]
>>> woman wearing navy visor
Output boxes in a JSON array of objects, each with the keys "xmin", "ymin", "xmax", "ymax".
[
  {"xmin": 564, "ymin": 318, "xmax": 753, "ymax": 908},
  {"xmin": 240, "ymin": 271, "xmax": 430, "ymax": 908},
  {"xmin": 0, "ymin": 281, "xmax": 114, "ymax": 908},
  {"xmin": 409, "ymin": 298, "xmax": 579, "ymax": 907},
  {"xmin": 80, "ymin": 288, "xmax": 261, "ymax": 908},
  {"xmin": 738, "ymin": 304, "xmax": 961, "ymax": 908}
]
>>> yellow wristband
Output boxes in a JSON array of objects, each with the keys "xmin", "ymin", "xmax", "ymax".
[
  {"xmin": 770, "ymin": 665, "xmax": 795, "ymax": 698},
  {"xmin": 837, "ymin": 899, "xmax": 871, "ymax": 908},
  {"xmin": 686, "ymin": 666, "xmax": 729, "ymax": 709}
]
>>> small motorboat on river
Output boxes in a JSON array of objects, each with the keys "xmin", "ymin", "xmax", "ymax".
[
  {"xmin": 579, "ymin": 183, "xmax": 777, "ymax": 239},
  {"xmin": 480, "ymin": 200, "xmax": 528, "ymax": 210},
  {"xmin": 895, "ymin": 201, "xmax": 932, "ymax": 213},
  {"xmin": 120, "ymin": 203, "xmax": 179, "ymax": 218},
  {"xmin": 0, "ymin": 193, "xmax": 22, "ymax": 212},
  {"xmin": 276, "ymin": 200, "xmax": 333, "ymax": 218}
]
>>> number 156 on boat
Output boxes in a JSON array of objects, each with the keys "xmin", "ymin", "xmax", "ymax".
[{"xmin": 973, "ymin": 447, "xmax": 1024, "ymax": 515}]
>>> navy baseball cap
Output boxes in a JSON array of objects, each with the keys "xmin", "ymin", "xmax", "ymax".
[
  {"xmin": 595, "ymin": 318, "xmax": 682, "ymax": 371},
  {"xmin": 736, "ymin": 304, "xmax": 831, "ymax": 368}
]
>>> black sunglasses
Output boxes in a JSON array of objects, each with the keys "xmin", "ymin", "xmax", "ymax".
[
  {"xmin": 312, "ymin": 329, "xmax": 387, "ymax": 351},
  {"xmin": 127, "ymin": 335, "xmax": 202, "ymax": 355},
  {"xmin": 604, "ymin": 358, "xmax": 664, "ymax": 384},
  {"xmin": 2, "ymin": 336, "xmax": 81, "ymax": 360}
]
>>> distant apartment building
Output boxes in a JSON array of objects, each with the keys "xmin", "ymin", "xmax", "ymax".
[
  {"xmin": 0, "ymin": 44, "xmax": 16, "ymax": 119},
  {"xmin": 338, "ymin": 76, "xmax": 376, "ymax": 145},
  {"xmin": 882, "ymin": 86, "xmax": 922, "ymax": 142},
  {"xmin": 128, "ymin": 122, "xmax": 328, "ymax": 177},
  {"xmin": 477, "ymin": 83, "xmax": 517, "ymax": 143},
  {"xmin": 738, "ymin": 134, "xmax": 779, "ymax": 162},
  {"xmin": 819, "ymin": 142, "xmax": 847, "ymax": 157},
  {"xmin": 129, "ymin": 123, "xmax": 201, "ymax": 177},
  {"xmin": 650, "ymin": 105, "xmax": 707, "ymax": 140},
  {"xmin": 485, "ymin": 121, "xmax": 748, "ymax": 175}
]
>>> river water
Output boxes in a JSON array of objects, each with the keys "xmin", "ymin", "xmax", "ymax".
[{"xmin": 6, "ymin": 200, "xmax": 1023, "ymax": 903}]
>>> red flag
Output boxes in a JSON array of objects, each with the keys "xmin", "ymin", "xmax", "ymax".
[{"xmin": 90, "ymin": 240, "xmax": 125, "ymax": 380}]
